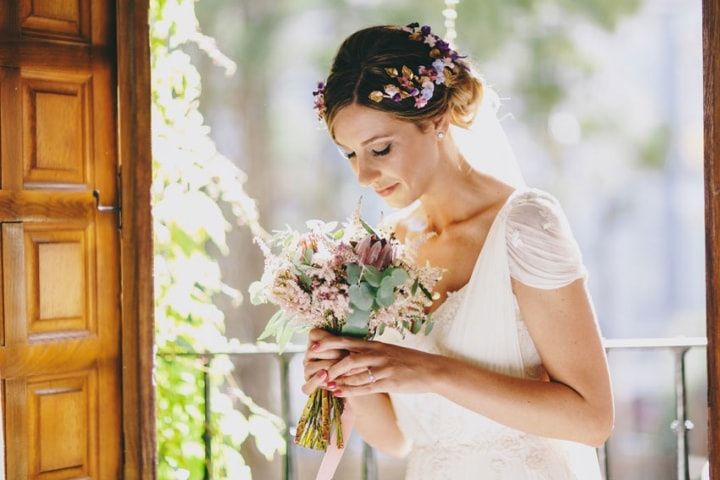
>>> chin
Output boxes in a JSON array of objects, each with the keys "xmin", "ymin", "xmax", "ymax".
[{"xmin": 385, "ymin": 195, "xmax": 414, "ymax": 210}]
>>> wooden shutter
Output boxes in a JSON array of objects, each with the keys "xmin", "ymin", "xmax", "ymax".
[{"xmin": 0, "ymin": 1, "xmax": 122, "ymax": 477}]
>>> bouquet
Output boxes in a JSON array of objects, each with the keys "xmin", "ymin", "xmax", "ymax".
[{"xmin": 249, "ymin": 202, "xmax": 444, "ymax": 451}]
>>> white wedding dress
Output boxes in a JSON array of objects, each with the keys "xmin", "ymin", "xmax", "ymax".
[{"xmin": 375, "ymin": 187, "xmax": 603, "ymax": 480}]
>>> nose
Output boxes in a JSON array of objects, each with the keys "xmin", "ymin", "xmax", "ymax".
[{"xmin": 355, "ymin": 155, "xmax": 380, "ymax": 188}]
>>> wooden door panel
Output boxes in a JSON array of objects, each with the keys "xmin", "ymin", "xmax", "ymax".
[
  {"xmin": 21, "ymin": 68, "xmax": 93, "ymax": 187},
  {"xmin": 25, "ymin": 222, "xmax": 96, "ymax": 339},
  {"xmin": 19, "ymin": 0, "xmax": 91, "ymax": 42},
  {"xmin": 0, "ymin": 1, "xmax": 121, "ymax": 478}
]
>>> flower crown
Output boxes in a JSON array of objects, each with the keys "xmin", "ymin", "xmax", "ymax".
[{"xmin": 312, "ymin": 22, "xmax": 468, "ymax": 121}]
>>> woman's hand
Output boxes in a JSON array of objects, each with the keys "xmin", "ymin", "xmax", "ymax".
[
  {"xmin": 313, "ymin": 335, "xmax": 439, "ymax": 397},
  {"xmin": 300, "ymin": 328, "xmax": 349, "ymax": 395}
]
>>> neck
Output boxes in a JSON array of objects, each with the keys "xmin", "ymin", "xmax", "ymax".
[{"xmin": 416, "ymin": 135, "xmax": 507, "ymax": 236}]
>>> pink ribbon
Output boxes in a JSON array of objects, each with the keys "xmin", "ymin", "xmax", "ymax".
[{"xmin": 315, "ymin": 401, "xmax": 354, "ymax": 480}]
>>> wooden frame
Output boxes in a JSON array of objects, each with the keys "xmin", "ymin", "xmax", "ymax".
[
  {"xmin": 704, "ymin": 0, "xmax": 719, "ymax": 478},
  {"xmin": 116, "ymin": 1, "xmax": 155, "ymax": 478},
  {"xmin": 107, "ymin": 0, "xmax": 719, "ymax": 478}
]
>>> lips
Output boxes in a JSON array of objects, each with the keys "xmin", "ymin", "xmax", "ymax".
[{"xmin": 375, "ymin": 183, "xmax": 398, "ymax": 196}]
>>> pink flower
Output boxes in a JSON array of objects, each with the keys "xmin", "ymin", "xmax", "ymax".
[{"xmin": 356, "ymin": 235, "xmax": 396, "ymax": 270}]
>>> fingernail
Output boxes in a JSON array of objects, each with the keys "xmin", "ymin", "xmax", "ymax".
[
  {"xmin": 318, "ymin": 370, "xmax": 327, "ymax": 380},
  {"xmin": 326, "ymin": 381, "xmax": 336, "ymax": 389},
  {"xmin": 333, "ymin": 389, "xmax": 343, "ymax": 397},
  {"xmin": 311, "ymin": 342, "xmax": 319, "ymax": 351}
]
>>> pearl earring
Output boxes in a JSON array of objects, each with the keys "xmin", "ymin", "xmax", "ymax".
[{"xmin": 437, "ymin": 131, "xmax": 445, "ymax": 139}]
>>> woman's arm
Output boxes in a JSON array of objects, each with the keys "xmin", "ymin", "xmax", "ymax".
[
  {"xmin": 345, "ymin": 393, "xmax": 411, "ymax": 458},
  {"xmin": 319, "ymin": 277, "xmax": 614, "ymax": 448},
  {"xmin": 430, "ymin": 278, "xmax": 614, "ymax": 447}
]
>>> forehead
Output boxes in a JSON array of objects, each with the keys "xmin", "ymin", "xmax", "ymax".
[{"xmin": 332, "ymin": 103, "xmax": 409, "ymax": 148}]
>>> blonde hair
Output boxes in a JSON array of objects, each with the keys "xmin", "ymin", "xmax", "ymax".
[{"xmin": 322, "ymin": 25, "xmax": 485, "ymax": 134}]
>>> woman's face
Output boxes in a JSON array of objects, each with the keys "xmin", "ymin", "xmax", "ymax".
[{"xmin": 332, "ymin": 103, "xmax": 443, "ymax": 208}]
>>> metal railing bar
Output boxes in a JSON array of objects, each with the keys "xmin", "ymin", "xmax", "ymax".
[{"xmin": 157, "ymin": 336, "xmax": 708, "ymax": 480}]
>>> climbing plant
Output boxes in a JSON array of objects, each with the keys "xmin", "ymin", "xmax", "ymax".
[{"xmin": 150, "ymin": 0, "xmax": 284, "ymax": 478}]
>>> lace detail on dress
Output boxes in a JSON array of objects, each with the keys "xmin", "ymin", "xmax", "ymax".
[
  {"xmin": 405, "ymin": 429, "xmax": 579, "ymax": 480},
  {"xmin": 428, "ymin": 284, "xmax": 468, "ymax": 337}
]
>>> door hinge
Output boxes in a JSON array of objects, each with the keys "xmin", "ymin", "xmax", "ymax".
[{"xmin": 92, "ymin": 171, "xmax": 122, "ymax": 229}]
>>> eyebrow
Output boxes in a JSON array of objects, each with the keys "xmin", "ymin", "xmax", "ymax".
[{"xmin": 337, "ymin": 134, "xmax": 393, "ymax": 150}]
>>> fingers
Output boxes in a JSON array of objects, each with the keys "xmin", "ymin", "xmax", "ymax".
[
  {"xmin": 304, "ymin": 348, "xmax": 345, "ymax": 361},
  {"xmin": 327, "ymin": 352, "xmax": 381, "ymax": 381},
  {"xmin": 340, "ymin": 366, "xmax": 370, "ymax": 377},
  {"xmin": 336, "ymin": 366, "xmax": 386, "ymax": 387},
  {"xmin": 303, "ymin": 359, "xmax": 337, "ymax": 382},
  {"xmin": 301, "ymin": 368, "xmax": 328, "ymax": 396},
  {"xmin": 308, "ymin": 328, "xmax": 337, "ymax": 343},
  {"xmin": 333, "ymin": 379, "xmax": 387, "ymax": 398}
]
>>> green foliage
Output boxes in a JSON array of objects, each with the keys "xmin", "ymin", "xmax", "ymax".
[{"xmin": 151, "ymin": 0, "xmax": 283, "ymax": 478}]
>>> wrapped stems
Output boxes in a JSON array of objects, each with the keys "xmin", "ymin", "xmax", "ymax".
[{"xmin": 294, "ymin": 389, "xmax": 346, "ymax": 451}]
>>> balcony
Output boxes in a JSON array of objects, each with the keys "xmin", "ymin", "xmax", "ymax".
[{"xmin": 157, "ymin": 336, "xmax": 709, "ymax": 480}]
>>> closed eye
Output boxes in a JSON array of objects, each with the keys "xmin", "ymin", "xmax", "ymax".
[{"xmin": 372, "ymin": 144, "xmax": 392, "ymax": 156}]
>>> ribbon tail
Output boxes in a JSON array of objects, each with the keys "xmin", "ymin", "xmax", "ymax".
[{"xmin": 315, "ymin": 401, "xmax": 354, "ymax": 480}]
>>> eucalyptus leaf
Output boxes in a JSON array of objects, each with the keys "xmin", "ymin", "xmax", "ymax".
[
  {"xmin": 346, "ymin": 263, "xmax": 361, "ymax": 285},
  {"xmin": 342, "ymin": 307, "xmax": 370, "ymax": 338},
  {"xmin": 349, "ymin": 283, "xmax": 374, "ymax": 311},
  {"xmin": 376, "ymin": 277, "xmax": 396, "ymax": 307},
  {"xmin": 341, "ymin": 323, "xmax": 369, "ymax": 338},
  {"xmin": 390, "ymin": 268, "xmax": 408, "ymax": 286},
  {"xmin": 363, "ymin": 265, "xmax": 382, "ymax": 287}
]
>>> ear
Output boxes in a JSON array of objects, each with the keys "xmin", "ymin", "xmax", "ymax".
[{"xmin": 431, "ymin": 112, "xmax": 451, "ymax": 135}]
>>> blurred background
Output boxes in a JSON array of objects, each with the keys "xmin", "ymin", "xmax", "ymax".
[{"xmin": 151, "ymin": 0, "xmax": 707, "ymax": 478}]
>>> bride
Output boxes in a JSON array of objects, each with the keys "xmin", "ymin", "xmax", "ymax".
[{"xmin": 302, "ymin": 22, "xmax": 614, "ymax": 479}]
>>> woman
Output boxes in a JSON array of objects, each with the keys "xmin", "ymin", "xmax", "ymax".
[{"xmin": 302, "ymin": 23, "xmax": 614, "ymax": 479}]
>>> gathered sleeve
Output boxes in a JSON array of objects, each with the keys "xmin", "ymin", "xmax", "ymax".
[{"xmin": 505, "ymin": 190, "xmax": 588, "ymax": 289}]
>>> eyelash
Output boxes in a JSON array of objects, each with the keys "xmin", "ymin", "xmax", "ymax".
[
  {"xmin": 372, "ymin": 144, "xmax": 392, "ymax": 156},
  {"xmin": 344, "ymin": 144, "xmax": 392, "ymax": 160}
]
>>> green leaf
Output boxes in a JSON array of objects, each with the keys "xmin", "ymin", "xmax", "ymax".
[
  {"xmin": 376, "ymin": 277, "xmax": 396, "ymax": 307},
  {"xmin": 302, "ymin": 247, "xmax": 313, "ymax": 265},
  {"xmin": 378, "ymin": 323, "xmax": 386, "ymax": 336},
  {"xmin": 342, "ymin": 307, "xmax": 370, "ymax": 337},
  {"xmin": 411, "ymin": 277, "xmax": 419, "ymax": 296},
  {"xmin": 390, "ymin": 268, "xmax": 408, "ymax": 286},
  {"xmin": 331, "ymin": 228, "xmax": 344, "ymax": 240},
  {"xmin": 248, "ymin": 281, "xmax": 266, "ymax": 305},
  {"xmin": 349, "ymin": 283, "xmax": 374, "ymax": 311},
  {"xmin": 257, "ymin": 310, "xmax": 286, "ymax": 341},
  {"xmin": 359, "ymin": 218, "xmax": 377, "ymax": 237},
  {"xmin": 362, "ymin": 265, "xmax": 383, "ymax": 287},
  {"xmin": 276, "ymin": 319, "xmax": 296, "ymax": 353},
  {"xmin": 418, "ymin": 282, "xmax": 433, "ymax": 300},
  {"xmin": 411, "ymin": 319, "xmax": 422, "ymax": 334},
  {"xmin": 346, "ymin": 263, "xmax": 361, "ymax": 285},
  {"xmin": 424, "ymin": 319, "xmax": 435, "ymax": 335}
]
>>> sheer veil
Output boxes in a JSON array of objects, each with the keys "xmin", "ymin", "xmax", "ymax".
[{"xmin": 450, "ymin": 71, "xmax": 528, "ymax": 190}]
